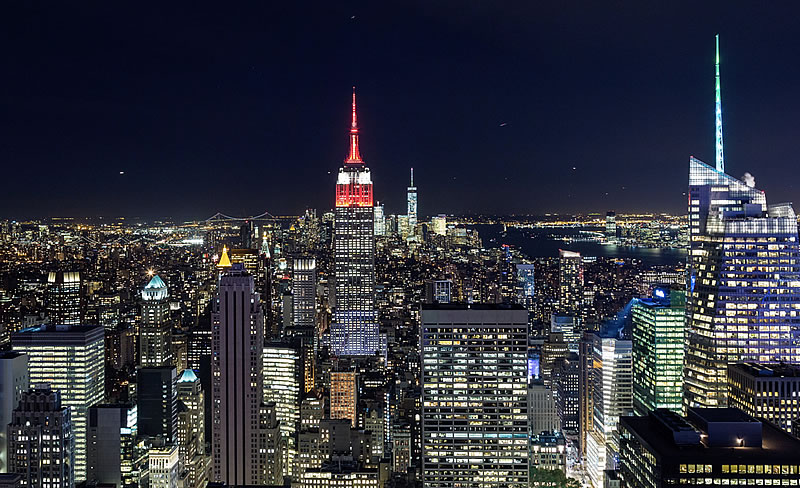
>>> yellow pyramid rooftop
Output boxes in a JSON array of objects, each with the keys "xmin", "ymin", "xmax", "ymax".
[{"xmin": 217, "ymin": 245, "xmax": 232, "ymax": 268}]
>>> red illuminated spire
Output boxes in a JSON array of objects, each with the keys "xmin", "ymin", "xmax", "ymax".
[{"xmin": 346, "ymin": 86, "xmax": 363, "ymax": 164}]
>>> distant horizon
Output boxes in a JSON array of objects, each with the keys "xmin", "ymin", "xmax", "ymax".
[{"xmin": 3, "ymin": 211, "xmax": 689, "ymax": 224}]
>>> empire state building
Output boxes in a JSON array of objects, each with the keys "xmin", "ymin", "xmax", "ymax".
[{"xmin": 331, "ymin": 88, "xmax": 379, "ymax": 356}]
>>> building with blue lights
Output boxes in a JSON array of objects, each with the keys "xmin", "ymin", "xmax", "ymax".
[{"xmin": 685, "ymin": 158, "xmax": 800, "ymax": 408}]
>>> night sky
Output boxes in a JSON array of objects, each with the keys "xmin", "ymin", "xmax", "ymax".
[{"xmin": 4, "ymin": 2, "xmax": 800, "ymax": 221}]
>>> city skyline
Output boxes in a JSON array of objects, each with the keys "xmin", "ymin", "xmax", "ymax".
[{"xmin": 4, "ymin": 3, "xmax": 800, "ymax": 220}]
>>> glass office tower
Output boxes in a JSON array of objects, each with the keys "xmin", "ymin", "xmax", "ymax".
[
  {"xmin": 685, "ymin": 157, "xmax": 800, "ymax": 408},
  {"xmin": 632, "ymin": 288, "xmax": 685, "ymax": 415}
]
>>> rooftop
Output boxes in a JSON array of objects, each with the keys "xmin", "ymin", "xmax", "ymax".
[
  {"xmin": 421, "ymin": 303, "xmax": 526, "ymax": 311},
  {"xmin": 621, "ymin": 408, "xmax": 800, "ymax": 464},
  {"xmin": 730, "ymin": 362, "xmax": 800, "ymax": 378}
]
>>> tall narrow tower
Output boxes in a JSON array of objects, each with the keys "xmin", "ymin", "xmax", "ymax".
[
  {"xmin": 407, "ymin": 168, "xmax": 417, "ymax": 233},
  {"xmin": 211, "ymin": 265, "xmax": 267, "ymax": 484},
  {"xmin": 331, "ymin": 88, "xmax": 379, "ymax": 356},
  {"xmin": 140, "ymin": 274, "xmax": 172, "ymax": 367},
  {"xmin": 715, "ymin": 34, "xmax": 724, "ymax": 173}
]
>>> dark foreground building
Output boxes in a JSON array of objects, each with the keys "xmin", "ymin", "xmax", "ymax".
[{"xmin": 620, "ymin": 408, "xmax": 800, "ymax": 487}]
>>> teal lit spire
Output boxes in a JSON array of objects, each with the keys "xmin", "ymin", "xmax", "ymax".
[{"xmin": 715, "ymin": 34, "xmax": 724, "ymax": 173}]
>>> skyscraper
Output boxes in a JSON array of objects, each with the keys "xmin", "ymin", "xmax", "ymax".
[
  {"xmin": 0, "ymin": 352, "xmax": 28, "ymax": 474},
  {"xmin": 137, "ymin": 366, "xmax": 178, "ymax": 444},
  {"xmin": 515, "ymin": 263, "xmax": 535, "ymax": 311},
  {"xmin": 684, "ymin": 37, "xmax": 800, "ymax": 408},
  {"xmin": 332, "ymin": 88, "xmax": 379, "ymax": 356},
  {"xmin": 727, "ymin": 362, "xmax": 800, "ymax": 434},
  {"xmin": 291, "ymin": 258, "xmax": 317, "ymax": 337},
  {"xmin": 176, "ymin": 369, "xmax": 210, "ymax": 488},
  {"xmin": 421, "ymin": 304, "xmax": 529, "ymax": 488},
  {"xmin": 8, "ymin": 386, "xmax": 74, "ymax": 488},
  {"xmin": 373, "ymin": 202, "xmax": 386, "ymax": 237},
  {"xmin": 605, "ymin": 211, "xmax": 616, "ymax": 242},
  {"xmin": 632, "ymin": 288, "xmax": 685, "ymax": 416},
  {"xmin": 330, "ymin": 370, "xmax": 357, "ymax": 428},
  {"xmin": 45, "ymin": 271, "xmax": 81, "ymax": 325},
  {"xmin": 140, "ymin": 274, "xmax": 173, "ymax": 367},
  {"xmin": 263, "ymin": 344, "xmax": 300, "ymax": 477},
  {"xmin": 12, "ymin": 324, "xmax": 104, "ymax": 482},
  {"xmin": 407, "ymin": 168, "xmax": 417, "ymax": 234},
  {"xmin": 211, "ymin": 264, "xmax": 267, "ymax": 484},
  {"xmin": 87, "ymin": 404, "xmax": 143, "ymax": 487},
  {"xmin": 585, "ymin": 334, "xmax": 632, "ymax": 488},
  {"xmin": 558, "ymin": 250, "xmax": 583, "ymax": 317}
]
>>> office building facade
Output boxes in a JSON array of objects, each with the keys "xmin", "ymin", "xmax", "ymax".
[
  {"xmin": 137, "ymin": 366, "xmax": 178, "ymax": 443},
  {"xmin": 631, "ymin": 289, "xmax": 685, "ymax": 416},
  {"xmin": 8, "ymin": 387, "xmax": 74, "ymax": 488},
  {"xmin": 0, "ymin": 352, "xmax": 28, "ymax": 474},
  {"xmin": 45, "ymin": 271, "xmax": 81, "ymax": 326},
  {"xmin": 586, "ymin": 335, "xmax": 632, "ymax": 488},
  {"xmin": 12, "ymin": 324, "xmax": 104, "ymax": 482},
  {"xmin": 727, "ymin": 362, "xmax": 800, "ymax": 434},
  {"xmin": 421, "ymin": 304, "xmax": 529, "ymax": 488}
]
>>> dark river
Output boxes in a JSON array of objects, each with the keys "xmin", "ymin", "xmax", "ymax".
[{"xmin": 471, "ymin": 224, "xmax": 687, "ymax": 267}]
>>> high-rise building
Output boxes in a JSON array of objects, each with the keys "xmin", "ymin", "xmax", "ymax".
[
  {"xmin": 176, "ymin": 369, "xmax": 210, "ymax": 488},
  {"xmin": 619, "ymin": 408, "xmax": 800, "ymax": 487},
  {"xmin": 578, "ymin": 331, "xmax": 594, "ymax": 459},
  {"xmin": 12, "ymin": 324, "xmax": 104, "ymax": 482},
  {"xmin": 263, "ymin": 344, "xmax": 301, "ymax": 477},
  {"xmin": 541, "ymin": 332, "xmax": 568, "ymax": 389},
  {"xmin": 431, "ymin": 214, "xmax": 446, "ymax": 236},
  {"xmin": 407, "ymin": 168, "xmax": 417, "ymax": 234},
  {"xmin": 727, "ymin": 362, "xmax": 800, "ymax": 434},
  {"xmin": 685, "ymin": 36, "xmax": 800, "ymax": 408},
  {"xmin": 515, "ymin": 264, "xmax": 535, "ymax": 311},
  {"xmin": 373, "ymin": 203, "xmax": 386, "ymax": 236},
  {"xmin": 330, "ymin": 371, "xmax": 357, "ymax": 428},
  {"xmin": 0, "ymin": 352, "xmax": 28, "ymax": 474},
  {"xmin": 149, "ymin": 445, "xmax": 181, "ymax": 488},
  {"xmin": 554, "ymin": 353, "xmax": 579, "ymax": 437},
  {"xmin": 140, "ymin": 274, "xmax": 173, "ymax": 367},
  {"xmin": 45, "ymin": 271, "xmax": 81, "ymax": 325},
  {"xmin": 87, "ymin": 404, "xmax": 144, "ymax": 487},
  {"xmin": 257, "ymin": 403, "xmax": 284, "ymax": 485},
  {"xmin": 331, "ymin": 88, "xmax": 379, "ymax": 357},
  {"xmin": 211, "ymin": 264, "xmax": 268, "ymax": 484},
  {"xmin": 631, "ymin": 288, "xmax": 685, "ymax": 416},
  {"xmin": 291, "ymin": 259, "xmax": 317, "ymax": 337},
  {"xmin": 137, "ymin": 366, "xmax": 178, "ymax": 444},
  {"xmin": 585, "ymin": 334, "xmax": 632, "ymax": 488},
  {"xmin": 550, "ymin": 314, "xmax": 579, "ymax": 353},
  {"xmin": 528, "ymin": 381, "xmax": 559, "ymax": 434},
  {"xmin": 421, "ymin": 304, "xmax": 529, "ymax": 488},
  {"xmin": 8, "ymin": 386, "xmax": 74, "ymax": 488},
  {"xmin": 558, "ymin": 250, "xmax": 583, "ymax": 317},
  {"xmin": 605, "ymin": 211, "xmax": 617, "ymax": 242}
]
